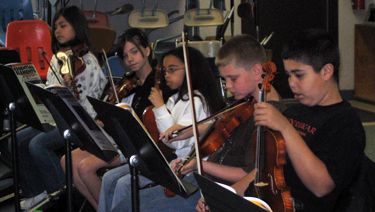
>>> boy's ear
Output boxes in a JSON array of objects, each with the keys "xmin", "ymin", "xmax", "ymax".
[
  {"xmin": 321, "ymin": 64, "xmax": 334, "ymax": 80},
  {"xmin": 252, "ymin": 63, "xmax": 263, "ymax": 78}
]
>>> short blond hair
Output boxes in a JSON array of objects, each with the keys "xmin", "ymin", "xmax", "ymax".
[{"xmin": 215, "ymin": 34, "xmax": 266, "ymax": 69}]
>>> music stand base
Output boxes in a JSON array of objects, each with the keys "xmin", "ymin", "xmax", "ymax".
[
  {"xmin": 63, "ymin": 129, "xmax": 73, "ymax": 212},
  {"xmin": 129, "ymin": 155, "xmax": 140, "ymax": 212}
]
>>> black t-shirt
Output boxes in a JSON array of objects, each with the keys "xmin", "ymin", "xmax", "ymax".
[
  {"xmin": 283, "ymin": 101, "xmax": 365, "ymax": 212},
  {"xmin": 207, "ymin": 118, "xmax": 255, "ymax": 185},
  {"xmin": 208, "ymin": 101, "xmax": 285, "ymax": 185}
]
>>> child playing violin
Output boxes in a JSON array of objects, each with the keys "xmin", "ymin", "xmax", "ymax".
[
  {"xmin": 100, "ymin": 34, "xmax": 282, "ymax": 212},
  {"xmin": 235, "ymin": 29, "xmax": 365, "ymax": 212},
  {"xmin": 97, "ymin": 46, "xmax": 225, "ymax": 212},
  {"xmin": 16, "ymin": 5, "xmax": 107, "ymax": 210},
  {"xmin": 59, "ymin": 27, "xmax": 175, "ymax": 209}
]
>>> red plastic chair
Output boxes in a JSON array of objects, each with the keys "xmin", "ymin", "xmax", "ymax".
[{"xmin": 5, "ymin": 20, "xmax": 53, "ymax": 80}]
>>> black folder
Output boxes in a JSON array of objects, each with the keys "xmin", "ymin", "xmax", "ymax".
[
  {"xmin": 88, "ymin": 96, "xmax": 198, "ymax": 198},
  {"xmin": 26, "ymin": 83, "xmax": 117, "ymax": 163},
  {"xmin": 194, "ymin": 173, "xmax": 267, "ymax": 212}
]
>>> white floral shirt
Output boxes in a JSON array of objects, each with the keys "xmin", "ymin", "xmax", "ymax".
[{"xmin": 46, "ymin": 51, "xmax": 107, "ymax": 118}]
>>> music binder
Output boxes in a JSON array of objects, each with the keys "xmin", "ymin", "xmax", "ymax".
[
  {"xmin": 194, "ymin": 173, "xmax": 267, "ymax": 212},
  {"xmin": 0, "ymin": 63, "xmax": 54, "ymax": 131},
  {"xmin": 87, "ymin": 97, "xmax": 198, "ymax": 198},
  {"xmin": 26, "ymin": 83, "xmax": 118, "ymax": 163}
]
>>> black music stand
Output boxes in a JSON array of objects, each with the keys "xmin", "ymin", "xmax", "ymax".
[
  {"xmin": 194, "ymin": 173, "xmax": 266, "ymax": 212},
  {"xmin": 88, "ymin": 97, "xmax": 198, "ymax": 212},
  {"xmin": 0, "ymin": 64, "xmax": 54, "ymax": 212},
  {"xmin": 0, "ymin": 64, "xmax": 54, "ymax": 132},
  {"xmin": 26, "ymin": 83, "xmax": 118, "ymax": 212}
]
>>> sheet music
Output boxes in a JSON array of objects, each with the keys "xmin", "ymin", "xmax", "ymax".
[
  {"xmin": 52, "ymin": 87, "xmax": 117, "ymax": 153},
  {"xmin": 8, "ymin": 63, "xmax": 55, "ymax": 127},
  {"xmin": 89, "ymin": 97, "xmax": 197, "ymax": 196}
]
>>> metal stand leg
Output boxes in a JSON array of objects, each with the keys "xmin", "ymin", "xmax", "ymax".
[
  {"xmin": 9, "ymin": 102, "xmax": 20, "ymax": 212},
  {"xmin": 129, "ymin": 155, "xmax": 140, "ymax": 212},
  {"xmin": 63, "ymin": 129, "xmax": 73, "ymax": 212}
]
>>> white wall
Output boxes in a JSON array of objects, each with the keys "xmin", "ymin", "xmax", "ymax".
[{"xmin": 338, "ymin": 0, "xmax": 371, "ymax": 91}]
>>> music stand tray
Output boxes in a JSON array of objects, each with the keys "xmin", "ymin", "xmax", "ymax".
[
  {"xmin": 194, "ymin": 173, "xmax": 266, "ymax": 212},
  {"xmin": 26, "ymin": 83, "xmax": 117, "ymax": 163},
  {"xmin": 88, "ymin": 97, "xmax": 197, "ymax": 198}
]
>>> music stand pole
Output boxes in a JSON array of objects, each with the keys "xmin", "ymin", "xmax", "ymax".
[
  {"xmin": 63, "ymin": 129, "xmax": 73, "ymax": 212},
  {"xmin": 9, "ymin": 102, "xmax": 20, "ymax": 212},
  {"xmin": 129, "ymin": 155, "xmax": 140, "ymax": 212}
]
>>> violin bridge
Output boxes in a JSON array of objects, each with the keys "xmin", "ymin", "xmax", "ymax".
[{"xmin": 254, "ymin": 182, "xmax": 269, "ymax": 187}]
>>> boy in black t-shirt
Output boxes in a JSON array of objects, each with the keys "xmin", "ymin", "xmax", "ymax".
[{"xmin": 251, "ymin": 29, "xmax": 365, "ymax": 211}]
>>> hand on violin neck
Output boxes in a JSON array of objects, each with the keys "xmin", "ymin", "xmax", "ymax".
[
  {"xmin": 254, "ymin": 102, "xmax": 290, "ymax": 132},
  {"xmin": 95, "ymin": 119, "xmax": 104, "ymax": 128},
  {"xmin": 170, "ymin": 158, "xmax": 183, "ymax": 172},
  {"xmin": 148, "ymin": 87, "xmax": 164, "ymax": 108},
  {"xmin": 196, "ymin": 198, "xmax": 209, "ymax": 212},
  {"xmin": 62, "ymin": 74, "xmax": 73, "ymax": 87},
  {"xmin": 180, "ymin": 158, "xmax": 197, "ymax": 175},
  {"xmin": 159, "ymin": 124, "xmax": 185, "ymax": 142}
]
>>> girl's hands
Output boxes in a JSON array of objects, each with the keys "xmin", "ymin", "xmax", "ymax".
[
  {"xmin": 169, "ymin": 158, "xmax": 197, "ymax": 175},
  {"xmin": 159, "ymin": 124, "xmax": 185, "ymax": 142},
  {"xmin": 62, "ymin": 74, "xmax": 73, "ymax": 87},
  {"xmin": 179, "ymin": 158, "xmax": 197, "ymax": 175},
  {"xmin": 148, "ymin": 87, "xmax": 164, "ymax": 108},
  {"xmin": 170, "ymin": 158, "xmax": 183, "ymax": 172},
  {"xmin": 196, "ymin": 198, "xmax": 209, "ymax": 212}
]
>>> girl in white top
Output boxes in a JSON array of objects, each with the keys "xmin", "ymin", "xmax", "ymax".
[
  {"xmin": 149, "ymin": 46, "xmax": 225, "ymax": 158},
  {"xmin": 97, "ymin": 46, "xmax": 225, "ymax": 212},
  {"xmin": 47, "ymin": 6, "xmax": 107, "ymax": 118}
]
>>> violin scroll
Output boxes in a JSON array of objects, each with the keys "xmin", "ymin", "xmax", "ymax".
[
  {"xmin": 260, "ymin": 61, "xmax": 277, "ymax": 93},
  {"xmin": 56, "ymin": 50, "xmax": 84, "ymax": 99}
]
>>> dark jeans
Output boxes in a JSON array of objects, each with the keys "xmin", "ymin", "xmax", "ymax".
[{"xmin": 17, "ymin": 127, "xmax": 65, "ymax": 197}]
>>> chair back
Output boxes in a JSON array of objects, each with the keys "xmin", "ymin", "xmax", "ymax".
[
  {"xmin": 5, "ymin": 20, "xmax": 53, "ymax": 80},
  {"xmin": 83, "ymin": 10, "xmax": 110, "ymax": 28},
  {"xmin": 105, "ymin": 55, "xmax": 126, "ymax": 78}
]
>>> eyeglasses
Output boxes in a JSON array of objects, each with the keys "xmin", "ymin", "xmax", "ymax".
[{"xmin": 163, "ymin": 66, "xmax": 185, "ymax": 74}]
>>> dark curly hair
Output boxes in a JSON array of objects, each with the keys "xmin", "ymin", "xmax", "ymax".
[{"xmin": 161, "ymin": 46, "xmax": 225, "ymax": 114}]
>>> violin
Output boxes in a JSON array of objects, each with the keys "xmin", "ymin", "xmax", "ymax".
[
  {"xmin": 164, "ymin": 97, "xmax": 255, "ymax": 197},
  {"xmin": 58, "ymin": 43, "xmax": 88, "ymax": 76},
  {"xmin": 142, "ymin": 66, "xmax": 176, "ymax": 161},
  {"xmin": 56, "ymin": 43, "xmax": 89, "ymax": 98},
  {"xmin": 251, "ymin": 61, "xmax": 294, "ymax": 212},
  {"xmin": 198, "ymin": 98, "xmax": 254, "ymax": 157},
  {"xmin": 103, "ymin": 72, "xmax": 138, "ymax": 104}
]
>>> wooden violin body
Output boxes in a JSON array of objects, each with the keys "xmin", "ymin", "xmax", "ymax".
[
  {"xmin": 163, "ymin": 98, "xmax": 255, "ymax": 198},
  {"xmin": 199, "ymin": 98, "xmax": 255, "ymax": 157},
  {"xmin": 142, "ymin": 106, "xmax": 176, "ymax": 161},
  {"xmin": 56, "ymin": 44, "xmax": 89, "ymax": 99},
  {"xmin": 251, "ymin": 129, "xmax": 294, "ymax": 212},
  {"xmin": 250, "ymin": 61, "xmax": 294, "ymax": 212},
  {"xmin": 142, "ymin": 67, "xmax": 176, "ymax": 161},
  {"xmin": 102, "ymin": 72, "xmax": 138, "ymax": 104}
]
